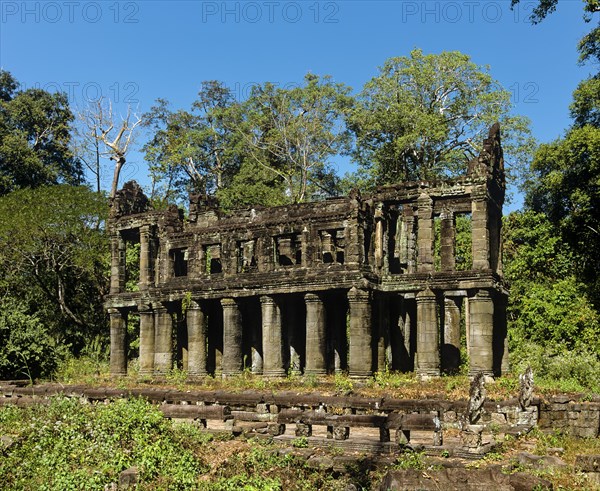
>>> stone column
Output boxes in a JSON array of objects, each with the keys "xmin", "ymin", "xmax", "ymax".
[
  {"xmin": 138, "ymin": 306, "xmax": 155, "ymax": 376},
  {"xmin": 416, "ymin": 289, "xmax": 440, "ymax": 377},
  {"xmin": 440, "ymin": 210, "xmax": 456, "ymax": 272},
  {"xmin": 110, "ymin": 233, "xmax": 126, "ymax": 294},
  {"xmin": 376, "ymin": 295, "xmax": 389, "ymax": 373},
  {"xmin": 472, "ymin": 197, "xmax": 490, "ymax": 270},
  {"xmin": 442, "ymin": 294, "xmax": 461, "ymax": 373},
  {"xmin": 109, "ymin": 308, "xmax": 127, "ymax": 376},
  {"xmin": 305, "ymin": 293, "xmax": 326, "ymax": 376},
  {"xmin": 374, "ymin": 203, "xmax": 384, "ymax": 269},
  {"xmin": 348, "ymin": 287, "xmax": 372, "ymax": 379},
  {"xmin": 493, "ymin": 292, "xmax": 510, "ymax": 376},
  {"xmin": 139, "ymin": 225, "xmax": 151, "ymax": 290},
  {"xmin": 287, "ymin": 299, "xmax": 302, "ymax": 375},
  {"xmin": 417, "ymin": 193, "xmax": 434, "ymax": 272},
  {"xmin": 187, "ymin": 300, "xmax": 207, "ymax": 378},
  {"xmin": 154, "ymin": 305, "xmax": 173, "ymax": 375},
  {"xmin": 261, "ymin": 295, "xmax": 285, "ymax": 377},
  {"xmin": 221, "ymin": 298, "xmax": 243, "ymax": 376},
  {"xmin": 468, "ymin": 289, "xmax": 494, "ymax": 377}
]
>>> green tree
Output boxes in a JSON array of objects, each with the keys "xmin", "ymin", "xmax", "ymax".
[
  {"xmin": 346, "ymin": 49, "xmax": 534, "ymax": 187},
  {"xmin": 525, "ymin": 126, "xmax": 600, "ymax": 304},
  {"xmin": 231, "ymin": 73, "xmax": 353, "ymax": 204},
  {"xmin": 143, "ymin": 81, "xmax": 243, "ymax": 204},
  {"xmin": 0, "ymin": 298, "xmax": 61, "ymax": 380},
  {"xmin": 0, "ymin": 185, "xmax": 108, "ymax": 351},
  {"xmin": 502, "ymin": 211, "xmax": 600, "ymax": 390},
  {"xmin": 0, "ymin": 70, "xmax": 82, "ymax": 195}
]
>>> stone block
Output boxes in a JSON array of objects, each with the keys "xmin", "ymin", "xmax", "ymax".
[
  {"xmin": 267, "ymin": 423, "xmax": 286, "ymax": 436},
  {"xmin": 333, "ymin": 426, "xmax": 350, "ymax": 440},
  {"xmin": 444, "ymin": 410, "xmax": 457, "ymax": 423},
  {"xmin": 460, "ymin": 425, "xmax": 483, "ymax": 449},
  {"xmin": 295, "ymin": 423, "xmax": 312, "ymax": 437},
  {"xmin": 118, "ymin": 467, "xmax": 139, "ymax": 489},
  {"xmin": 575, "ymin": 455, "xmax": 600, "ymax": 472}
]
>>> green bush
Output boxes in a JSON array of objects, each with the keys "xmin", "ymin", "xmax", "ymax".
[
  {"xmin": 0, "ymin": 397, "xmax": 209, "ymax": 490},
  {"xmin": 0, "ymin": 299, "xmax": 62, "ymax": 380}
]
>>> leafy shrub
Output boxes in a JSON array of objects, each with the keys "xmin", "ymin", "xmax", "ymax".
[
  {"xmin": 0, "ymin": 299, "xmax": 62, "ymax": 380},
  {"xmin": 0, "ymin": 397, "xmax": 209, "ymax": 489}
]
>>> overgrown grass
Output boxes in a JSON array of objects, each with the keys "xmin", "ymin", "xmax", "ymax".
[
  {"xmin": 46, "ymin": 358, "xmax": 599, "ymax": 402},
  {"xmin": 0, "ymin": 397, "xmax": 208, "ymax": 490},
  {"xmin": 0, "ymin": 397, "xmax": 370, "ymax": 490}
]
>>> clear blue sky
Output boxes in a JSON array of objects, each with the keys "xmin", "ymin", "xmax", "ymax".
[{"xmin": 0, "ymin": 0, "xmax": 593, "ymax": 210}]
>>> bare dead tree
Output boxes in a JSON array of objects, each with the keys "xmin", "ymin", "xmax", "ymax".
[
  {"xmin": 78, "ymin": 98, "xmax": 142, "ymax": 198},
  {"xmin": 72, "ymin": 105, "xmax": 103, "ymax": 193}
]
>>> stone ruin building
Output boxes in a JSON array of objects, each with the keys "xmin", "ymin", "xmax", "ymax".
[{"xmin": 105, "ymin": 124, "xmax": 509, "ymax": 380}]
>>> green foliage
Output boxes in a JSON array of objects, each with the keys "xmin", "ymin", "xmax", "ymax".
[
  {"xmin": 334, "ymin": 373, "xmax": 354, "ymax": 395},
  {"xmin": 216, "ymin": 159, "xmax": 287, "ymax": 210},
  {"xmin": 0, "ymin": 298, "xmax": 61, "ymax": 380},
  {"xmin": 125, "ymin": 241, "xmax": 141, "ymax": 292},
  {"xmin": 0, "ymin": 397, "xmax": 209, "ymax": 490},
  {"xmin": 142, "ymin": 82, "xmax": 243, "ymax": 204},
  {"xmin": 0, "ymin": 185, "xmax": 108, "ymax": 353},
  {"xmin": 234, "ymin": 73, "xmax": 353, "ymax": 204},
  {"xmin": 204, "ymin": 475, "xmax": 282, "ymax": 490},
  {"xmin": 503, "ymin": 211, "xmax": 600, "ymax": 393},
  {"xmin": 525, "ymin": 126, "xmax": 600, "ymax": 305},
  {"xmin": 392, "ymin": 451, "xmax": 426, "ymax": 470},
  {"xmin": 346, "ymin": 49, "xmax": 534, "ymax": 188},
  {"xmin": 0, "ymin": 70, "xmax": 82, "ymax": 196},
  {"xmin": 291, "ymin": 436, "xmax": 309, "ymax": 448}
]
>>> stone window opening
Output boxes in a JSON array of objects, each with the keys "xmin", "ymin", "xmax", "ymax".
[
  {"xmin": 204, "ymin": 244, "xmax": 222, "ymax": 274},
  {"xmin": 320, "ymin": 229, "xmax": 345, "ymax": 264},
  {"xmin": 455, "ymin": 213, "xmax": 473, "ymax": 271},
  {"xmin": 275, "ymin": 234, "xmax": 301, "ymax": 267},
  {"xmin": 120, "ymin": 229, "xmax": 141, "ymax": 292},
  {"xmin": 237, "ymin": 240, "xmax": 257, "ymax": 273},
  {"xmin": 170, "ymin": 248, "xmax": 188, "ymax": 277}
]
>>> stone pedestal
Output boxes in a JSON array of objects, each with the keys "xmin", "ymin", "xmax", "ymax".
[
  {"xmin": 221, "ymin": 298, "xmax": 242, "ymax": 376},
  {"xmin": 187, "ymin": 300, "xmax": 207, "ymax": 377},
  {"xmin": 138, "ymin": 307, "xmax": 155, "ymax": 376},
  {"xmin": 261, "ymin": 296, "xmax": 285, "ymax": 377},
  {"xmin": 469, "ymin": 290, "xmax": 494, "ymax": 377},
  {"xmin": 305, "ymin": 293, "xmax": 326, "ymax": 376},
  {"xmin": 416, "ymin": 289, "xmax": 440, "ymax": 377},
  {"xmin": 348, "ymin": 287, "xmax": 372, "ymax": 379},
  {"xmin": 154, "ymin": 306, "xmax": 173, "ymax": 374},
  {"xmin": 109, "ymin": 308, "xmax": 127, "ymax": 376},
  {"xmin": 295, "ymin": 423, "xmax": 312, "ymax": 437},
  {"xmin": 461, "ymin": 424, "xmax": 483, "ymax": 449}
]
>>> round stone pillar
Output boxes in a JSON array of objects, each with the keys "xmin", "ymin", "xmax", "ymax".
[
  {"xmin": 154, "ymin": 305, "xmax": 173, "ymax": 375},
  {"xmin": 415, "ymin": 288, "xmax": 440, "ymax": 377},
  {"xmin": 187, "ymin": 300, "xmax": 208, "ymax": 378},
  {"xmin": 469, "ymin": 289, "xmax": 494, "ymax": 377},
  {"xmin": 305, "ymin": 292, "xmax": 326, "ymax": 376},
  {"xmin": 261, "ymin": 295, "xmax": 285, "ymax": 377},
  {"xmin": 138, "ymin": 306, "xmax": 155, "ymax": 376},
  {"xmin": 348, "ymin": 287, "xmax": 373, "ymax": 379},
  {"xmin": 109, "ymin": 308, "xmax": 127, "ymax": 376},
  {"xmin": 221, "ymin": 298, "xmax": 243, "ymax": 377}
]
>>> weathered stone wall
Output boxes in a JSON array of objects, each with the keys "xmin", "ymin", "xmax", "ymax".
[
  {"xmin": 2, "ymin": 383, "xmax": 598, "ymax": 440},
  {"xmin": 105, "ymin": 125, "xmax": 508, "ymax": 379},
  {"xmin": 538, "ymin": 396, "xmax": 600, "ymax": 438}
]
